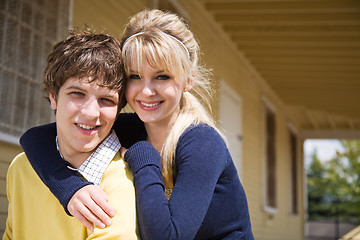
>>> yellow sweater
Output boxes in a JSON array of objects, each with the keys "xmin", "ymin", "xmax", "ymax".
[{"xmin": 3, "ymin": 152, "xmax": 139, "ymax": 240}]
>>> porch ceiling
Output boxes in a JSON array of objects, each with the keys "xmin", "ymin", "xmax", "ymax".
[{"xmin": 199, "ymin": 0, "xmax": 360, "ymax": 131}]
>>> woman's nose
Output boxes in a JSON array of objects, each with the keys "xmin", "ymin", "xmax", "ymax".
[{"xmin": 142, "ymin": 81, "xmax": 156, "ymax": 96}]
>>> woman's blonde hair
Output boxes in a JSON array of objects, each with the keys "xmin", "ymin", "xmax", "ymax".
[{"xmin": 121, "ymin": 9, "xmax": 225, "ymax": 183}]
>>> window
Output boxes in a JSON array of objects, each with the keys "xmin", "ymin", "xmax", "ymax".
[
  {"xmin": 289, "ymin": 127, "xmax": 298, "ymax": 215},
  {"xmin": 0, "ymin": 0, "xmax": 70, "ymax": 142},
  {"xmin": 262, "ymin": 98, "xmax": 277, "ymax": 212}
]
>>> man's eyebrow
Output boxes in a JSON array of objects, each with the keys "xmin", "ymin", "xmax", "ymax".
[
  {"xmin": 103, "ymin": 91, "xmax": 118, "ymax": 98},
  {"xmin": 65, "ymin": 85, "xmax": 86, "ymax": 91},
  {"xmin": 66, "ymin": 85, "xmax": 118, "ymax": 97}
]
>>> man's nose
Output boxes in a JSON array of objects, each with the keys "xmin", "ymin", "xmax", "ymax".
[{"xmin": 81, "ymin": 99, "xmax": 100, "ymax": 119}]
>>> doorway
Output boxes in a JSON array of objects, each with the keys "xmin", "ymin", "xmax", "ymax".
[{"xmin": 219, "ymin": 80, "xmax": 243, "ymax": 179}]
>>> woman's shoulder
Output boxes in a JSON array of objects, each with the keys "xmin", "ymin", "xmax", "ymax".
[
  {"xmin": 184, "ymin": 123, "xmax": 221, "ymax": 137},
  {"xmin": 179, "ymin": 123, "xmax": 225, "ymax": 146},
  {"xmin": 176, "ymin": 123, "xmax": 229, "ymax": 168}
]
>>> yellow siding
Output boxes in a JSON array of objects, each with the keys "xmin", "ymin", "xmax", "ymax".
[
  {"xmin": 72, "ymin": 0, "xmax": 147, "ymax": 38},
  {"xmin": 0, "ymin": 141, "xmax": 22, "ymax": 236},
  {"xmin": 180, "ymin": 1, "xmax": 305, "ymax": 239}
]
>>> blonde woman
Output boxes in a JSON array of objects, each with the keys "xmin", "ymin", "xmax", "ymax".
[{"xmin": 20, "ymin": 9, "xmax": 254, "ymax": 240}]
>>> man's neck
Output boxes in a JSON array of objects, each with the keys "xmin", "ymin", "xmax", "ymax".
[
  {"xmin": 63, "ymin": 151, "xmax": 90, "ymax": 169},
  {"xmin": 56, "ymin": 137, "xmax": 92, "ymax": 168}
]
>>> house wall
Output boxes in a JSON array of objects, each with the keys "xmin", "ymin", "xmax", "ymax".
[
  {"xmin": 72, "ymin": 0, "xmax": 147, "ymax": 38},
  {"xmin": 0, "ymin": 141, "xmax": 22, "ymax": 235},
  {"xmin": 0, "ymin": 0, "xmax": 305, "ymax": 238},
  {"xmin": 179, "ymin": 1, "xmax": 305, "ymax": 239}
]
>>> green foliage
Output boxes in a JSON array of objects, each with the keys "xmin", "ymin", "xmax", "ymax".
[{"xmin": 307, "ymin": 140, "xmax": 360, "ymax": 222}]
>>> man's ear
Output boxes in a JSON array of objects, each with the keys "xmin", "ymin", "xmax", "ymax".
[{"xmin": 48, "ymin": 92, "xmax": 57, "ymax": 110}]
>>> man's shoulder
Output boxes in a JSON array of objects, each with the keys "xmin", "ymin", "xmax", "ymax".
[
  {"xmin": 7, "ymin": 152, "xmax": 41, "ymax": 187},
  {"xmin": 106, "ymin": 151, "xmax": 127, "ymax": 169},
  {"xmin": 8, "ymin": 152, "xmax": 31, "ymax": 175},
  {"xmin": 95, "ymin": 152, "xmax": 138, "ymax": 240},
  {"xmin": 101, "ymin": 152, "xmax": 134, "ymax": 187}
]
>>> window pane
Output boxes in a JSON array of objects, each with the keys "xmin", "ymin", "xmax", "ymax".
[
  {"xmin": 0, "ymin": 0, "xmax": 69, "ymax": 139},
  {"xmin": 290, "ymin": 130, "xmax": 298, "ymax": 214},
  {"xmin": 265, "ymin": 106, "xmax": 277, "ymax": 209}
]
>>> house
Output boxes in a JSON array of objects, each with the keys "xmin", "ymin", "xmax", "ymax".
[{"xmin": 1, "ymin": 0, "xmax": 359, "ymax": 239}]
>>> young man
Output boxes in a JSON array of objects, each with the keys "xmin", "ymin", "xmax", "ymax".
[{"xmin": 3, "ymin": 30, "xmax": 138, "ymax": 240}]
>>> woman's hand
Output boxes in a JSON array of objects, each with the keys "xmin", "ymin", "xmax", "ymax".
[
  {"xmin": 120, "ymin": 146, "xmax": 128, "ymax": 158},
  {"xmin": 67, "ymin": 185, "xmax": 115, "ymax": 231}
]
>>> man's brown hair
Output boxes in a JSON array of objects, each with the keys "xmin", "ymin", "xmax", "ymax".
[{"xmin": 44, "ymin": 29, "xmax": 126, "ymax": 109}]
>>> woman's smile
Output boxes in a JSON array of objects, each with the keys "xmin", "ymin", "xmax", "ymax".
[{"xmin": 137, "ymin": 100, "xmax": 163, "ymax": 110}]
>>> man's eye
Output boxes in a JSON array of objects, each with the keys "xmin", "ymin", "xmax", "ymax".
[
  {"xmin": 129, "ymin": 74, "xmax": 141, "ymax": 80},
  {"xmin": 101, "ymin": 98, "xmax": 116, "ymax": 105},
  {"xmin": 70, "ymin": 91, "xmax": 84, "ymax": 96},
  {"xmin": 157, "ymin": 75, "xmax": 170, "ymax": 80}
]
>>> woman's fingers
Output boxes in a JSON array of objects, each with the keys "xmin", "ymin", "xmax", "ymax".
[
  {"xmin": 120, "ymin": 147, "xmax": 128, "ymax": 158},
  {"xmin": 72, "ymin": 205, "xmax": 98, "ymax": 231},
  {"xmin": 88, "ymin": 187, "xmax": 115, "ymax": 225},
  {"xmin": 67, "ymin": 185, "xmax": 115, "ymax": 230}
]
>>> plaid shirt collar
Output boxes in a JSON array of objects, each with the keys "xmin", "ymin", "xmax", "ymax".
[{"xmin": 56, "ymin": 130, "xmax": 121, "ymax": 186}]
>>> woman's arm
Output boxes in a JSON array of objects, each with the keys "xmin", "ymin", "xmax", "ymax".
[
  {"xmin": 113, "ymin": 113, "xmax": 147, "ymax": 148},
  {"xmin": 20, "ymin": 123, "xmax": 92, "ymax": 213},
  {"xmin": 20, "ymin": 113, "xmax": 146, "ymax": 217},
  {"xmin": 124, "ymin": 124, "xmax": 229, "ymax": 240}
]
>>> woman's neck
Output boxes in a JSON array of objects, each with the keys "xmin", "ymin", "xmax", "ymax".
[{"xmin": 145, "ymin": 123, "xmax": 170, "ymax": 153}]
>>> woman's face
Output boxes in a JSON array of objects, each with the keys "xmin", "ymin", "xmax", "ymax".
[{"xmin": 125, "ymin": 59, "xmax": 186, "ymax": 129}]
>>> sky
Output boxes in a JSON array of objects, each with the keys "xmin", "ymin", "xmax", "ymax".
[{"xmin": 303, "ymin": 139, "xmax": 344, "ymax": 167}]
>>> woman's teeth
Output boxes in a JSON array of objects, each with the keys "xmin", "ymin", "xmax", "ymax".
[{"xmin": 140, "ymin": 101, "xmax": 160, "ymax": 107}]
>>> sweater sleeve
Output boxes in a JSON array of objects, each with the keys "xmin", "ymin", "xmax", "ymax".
[
  {"xmin": 124, "ymin": 124, "xmax": 228, "ymax": 240},
  {"xmin": 113, "ymin": 113, "xmax": 147, "ymax": 148},
  {"xmin": 19, "ymin": 123, "xmax": 92, "ymax": 214}
]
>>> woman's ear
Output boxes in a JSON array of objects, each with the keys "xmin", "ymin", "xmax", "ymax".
[{"xmin": 184, "ymin": 70, "xmax": 195, "ymax": 92}]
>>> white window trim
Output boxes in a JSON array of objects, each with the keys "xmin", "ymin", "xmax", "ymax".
[{"xmin": 0, "ymin": 133, "xmax": 20, "ymax": 146}]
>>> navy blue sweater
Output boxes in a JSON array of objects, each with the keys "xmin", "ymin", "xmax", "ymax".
[{"xmin": 20, "ymin": 113, "xmax": 254, "ymax": 240}]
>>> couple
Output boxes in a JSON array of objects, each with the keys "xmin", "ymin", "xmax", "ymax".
[{"xmin": 3, "ymin": 9, "xmax": 254, "ymax": 240}]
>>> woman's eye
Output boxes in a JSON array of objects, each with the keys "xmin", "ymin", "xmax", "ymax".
[
  {"xmin": 157, "ymin": 75, "xmax": 170, "ymax": 80},
  {"xmin": 129, "ymin": 74, "xmax": 141, "ymax": 80}
]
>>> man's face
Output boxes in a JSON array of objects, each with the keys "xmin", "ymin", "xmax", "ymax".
[{"xmin": 49, "ymin": 77, "xmax": 119, "ymax": 167}]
